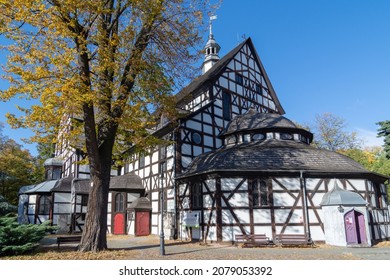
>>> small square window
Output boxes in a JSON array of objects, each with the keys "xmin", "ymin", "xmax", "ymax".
[{"xmin": 235, "ymin": 73, "xmax": 244, "ymax": 85}]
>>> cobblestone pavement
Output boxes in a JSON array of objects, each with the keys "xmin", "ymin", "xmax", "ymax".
[{"xmin": 104, "ymin": 235, "xmax": 390, "ymax": 260}]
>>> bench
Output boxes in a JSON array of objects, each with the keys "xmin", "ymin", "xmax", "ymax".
[
  {"xmin": 56, "ymin": 235, "xmax": 82, "ymax": 248},
  {"xmin": 275, "ymin": 234, "xmax": 313, "ymax": 247},
  {"xmin": 235, "ymin": 234, "xmax": 273, "ymax": 247}
]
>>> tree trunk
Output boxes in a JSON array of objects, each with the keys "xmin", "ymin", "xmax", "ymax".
[
  {"xmin": 78, "ymin": 167, "xmax": 111, "ymax": 252},
  {"xmin": 78, "ymin": 111, "xmax": 116, "ymax": 252}
]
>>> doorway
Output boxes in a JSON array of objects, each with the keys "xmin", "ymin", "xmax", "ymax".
[
  {"xmin": 344, "ymin": 209, "xmax": 367, "ymax": 245},
  {"xmin": 135, "ymin": 211, "xmax": 150, "ymax": 236},
  {"xmin": 113, "ymin": 193, "xmax": 126, "ymax": 235}
]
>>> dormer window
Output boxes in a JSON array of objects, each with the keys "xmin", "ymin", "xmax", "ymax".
[
  {"xmin": 226, "ymin": 135, "xmax": 237, "ymax": 145},
  {"xmin": 280, "ymin": 133, "xmax": 293, "ymax": 140},
  {"xmin": 252, "ymin": 133, "xmax": 265, "ymax": 141},
  {"xmin": 300, "ymin": 135, "xmax": 308, "ymax": 144}
]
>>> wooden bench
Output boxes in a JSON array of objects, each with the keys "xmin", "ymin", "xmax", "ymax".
[
  {"xmin": 275, "ymin": 234, "xmax": 313, "ymax": 247},
  {"xmin": 57, "ymin": 235, "xmax": 82, "ymax": 248},
  {"xmin": 235, "ymin": 234, "xmax": 273, "ymax": 247}
]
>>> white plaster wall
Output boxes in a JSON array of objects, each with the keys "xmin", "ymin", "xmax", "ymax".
[
  {"xmin": 308, "ymin": 208, "xmax": 324, "ymax": 224},
  {"xmin": 206, "ymin": 226, "xmax": 217, "ymax": 241},
  {"xmin": 274, "ymin": 178, "xmax": 300, "ymax": 190},
  {"xmin": 152, "ymin": 164, "xmax": 160, "ymax": 174},
  {"xmin": 203, "ymin": 194, "xmax": 213, "ymax": 208},
  {"xmin": 152, "ymin": 214, "xmax": 158, "ymax": 233},
  {"xmin": 222, "ymin": 226, "xmax": 237, "ymax": 241},
  {"xmin": 203, "ymin": 124, "xmax": 213, "ymax": 135},
  {"xmin": 193, "ymin": 146, "xmax": 202, "ymax": 157},
  {"xmin": 127, "ymin": 217, "xmax": 135, "ymax": 235},
  {"xmin": 228, "ymin": 192, "xmax": 248, "ymax": 207},
  {"xmin": 275, "ymin": 225, "xmax": 304, "ymax": 235},
  {"xmin": 204, "ymin": 179, "xmax": 215, "ymax": 192},
  {"xmin": 347, "ymin": 179, "xmax": 366, "ymax": 191},
  {"xmin": 273, "ymin": 192, "xmax": 300, "ymax": 207},
  {"xmin": 203, "ymin": 210, "xmax": 216, "ymax": 224},
  {"xmin": 311, "ymin": 193, "xmax": 325, "ymax": 206},
  {"xmin": 221, "ymin": 178, "xmax": 242, "ymax": 191},
  {"xmin": 179, "ymin": 184, "xmax": 188, "ymax": 196},
  {"xmin": 322, "ymin": 206, "xmax": 348, "ymax": 246},
  {"xmin": 186, "ymin": 120, "xmax": 202, "ymax": 131},
  {"xmin": 253, "ymin": 209, "xmax": 271, "ymax": 223},
  {"xmin": 305, "ymin": 178, "xmax": 321, "ymax": 191},
  {"xmin": 253, "ymin": 226, "xmax": 273, "ymax": 239},
  {"xmin": 222, "ymin": 209, "xmax": 249, "ymax": 224},
  {"xmin": 274, "ymin": 209, "xmax": 303, "ymax": 223},
  {"xmin": 310, "ymin": 226, "xmax": 325, "ymax": 241}
]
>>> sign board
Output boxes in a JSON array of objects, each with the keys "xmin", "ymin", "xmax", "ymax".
[{"xmin": 182, "ymin": 211, "xmax": 200, "ymax": 227}]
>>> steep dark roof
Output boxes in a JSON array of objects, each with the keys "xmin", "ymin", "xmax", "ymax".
[
  {"xmin": 177, "ymin": 139, "xmax": 383, "ymax": 179},
  {"xmin": 222, "ymin": 109, "xmax": 297, "ymax": 135},
  {"xmin": 128, "ymin": 197, "xmax": 152, "ymax": 210},
  {"xmin": 51, "ymin": 177, "xmax": 91, "ymax": 194},
  {"xmin": 50, "ymin": 173, "xmax": 144, "ymax": 194},
  {"xmin": 175, "ymin": 38, "xmax": 285, "ymax": 114},
  {"xmin": 109, "ymin": 172, "xmax": 144, "ymax": 191}
]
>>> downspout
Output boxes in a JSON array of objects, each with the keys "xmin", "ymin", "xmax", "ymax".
[
  {"xmin": 300, "ymin": 171, "xmax": 311, "ymax": 242},
  {"xmin": 172, "ymin": 124, "xmax": 179, "ymax": 239}
]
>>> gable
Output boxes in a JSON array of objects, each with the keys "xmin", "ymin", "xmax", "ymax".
[
  {"xmin": 213, "ymin": 38, "xmax": 284, "ymax": 115},
  {"xmin": 175, "ymin": 37, "xmax": 285, "ymax": 115}
]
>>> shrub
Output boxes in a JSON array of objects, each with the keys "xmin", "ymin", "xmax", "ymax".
[{"xmin": 0, "ymin": 214, "xmax": 56, "ymax": 256}]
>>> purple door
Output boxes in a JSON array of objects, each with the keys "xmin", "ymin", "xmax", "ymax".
[{"xmin": 345, "ymin": 210, "xmax": 367, "ymax": 245}]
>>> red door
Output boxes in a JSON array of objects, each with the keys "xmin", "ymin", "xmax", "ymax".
[
  {"xmin": 113, "ymin": 193, "xmax": 126, "ymax": 235},
  {"xmin": 136, "ymin": 211, "xmax": 150, "ymax": 236},
  {"xmin": 114, "ymin": 213, "xmax": 125, "ymax": 235}
]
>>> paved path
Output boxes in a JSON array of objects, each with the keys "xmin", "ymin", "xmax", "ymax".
[
  {"xmin": 106, "ymin": 235, "xmax": 390, "ymax": 260},
  {"xmin": 39, "ymin": 235, "xmax": 390, "ymax": 260}
]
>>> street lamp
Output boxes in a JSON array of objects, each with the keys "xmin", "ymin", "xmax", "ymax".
[{"xmin": 160, "ymin": 163, "xmax": 165, "ymax": 256}]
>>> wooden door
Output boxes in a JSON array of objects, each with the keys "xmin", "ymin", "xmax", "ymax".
[
  {"xmin": 345, "ymin": 210, "xmax": 367, "ymax": 245},
  {"xmin": 113, "ymin": 213, "xmax": 125, "ymax": 235},
  {"xmin": 136, "ymin": 211, "xmax": 150, "ymax": 236},
  {"xmin": 113, "ymin": 193, "xmax": 126, "ymax": 235}
]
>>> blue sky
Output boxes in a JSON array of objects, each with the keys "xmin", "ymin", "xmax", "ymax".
[{"xmin": 1, "ymin": 0, "xmax": 389, "ymax": 155}]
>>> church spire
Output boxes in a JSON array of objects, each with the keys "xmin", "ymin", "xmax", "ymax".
[{"xmin": 201, "ymin": 15, "xmax": 220, "ymax": 74}]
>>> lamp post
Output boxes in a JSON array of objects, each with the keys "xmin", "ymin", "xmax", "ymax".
[{"xmin": 160, "ymin": 163, "xmax": 165, "ymax": 256}]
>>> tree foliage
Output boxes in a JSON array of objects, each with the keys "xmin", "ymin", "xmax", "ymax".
[
  {"xmin": 311, "ymin": 112, "xmax": 362, "ymax": 151},
  {"xmin": 0, "ymin": 124, "xmax": 42, "ymax": 204},
  {"xmin": 0, "ymin": 195, "xmax": 17, "ymax": 215},
  {"xmin": 377, "ymin": 120, "xmax": 390, "ymax": 159},
  {"xmin": 0, "ymin": 0, "xmax": 216, "ymax": 252}
]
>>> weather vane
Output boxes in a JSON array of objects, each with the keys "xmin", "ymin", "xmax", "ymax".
[{"xmin": 209, "ymin": 15, "xmax": 217, "ymax": 36}]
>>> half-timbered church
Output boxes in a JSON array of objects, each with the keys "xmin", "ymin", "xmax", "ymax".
[{"xmin": 18, "ymin": 24, "xmax": 390, "ymax": 247}]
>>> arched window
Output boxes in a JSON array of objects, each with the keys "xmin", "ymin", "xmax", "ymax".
[
  {"xmin": 252, "ymin": 180, "xmax": 269, "ymax": 207},
  {"xmin": 38, "ymin": 195, "xmax": 51, "ymax": 215},
  {"xmin": 115, "ymin": 193, "xmax": 125, "ymax": 212}
]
